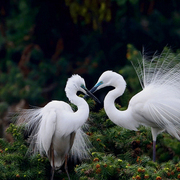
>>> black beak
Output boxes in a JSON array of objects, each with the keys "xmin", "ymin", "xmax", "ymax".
[
  {"xmin": 89, "ymin": 86, "xmax": 98, "ymax": 93},
  {"xmin": 84, "ymin": 86, "xmax": 98, "ymax": 100},
  {"xmin": 84, "ymin": 88, "xmax": 100, "ymax": 103}
]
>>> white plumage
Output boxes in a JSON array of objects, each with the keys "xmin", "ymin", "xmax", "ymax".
[
  {"xmin": 18, "ymin": 74, "xmax": 97, "ymax": 180},
  {"xmin": 89, "ymin": 50, "xmax": 180, "ymax": 161}
]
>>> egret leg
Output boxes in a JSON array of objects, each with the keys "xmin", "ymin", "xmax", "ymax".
[
  {"xmin": 153, "ymin": 140, "xmax": 156, "ymax": 162},
  {"xmin": 65, "ymin": 154, "xmax": 71, "ymax": 180},
  {"xmin": 50, "ymin": 145, "xmax": 55, "ymax": 180},
  {"xmin": 151, "ymin": 128, "xmax": 159, "ymax": 162},
  {"xmin": 51, "ymin": 166, "xmax": 55, "ymax": 180}
]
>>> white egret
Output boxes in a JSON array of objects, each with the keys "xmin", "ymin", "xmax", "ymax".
[
  {"xmin": 88, "ymin": 52, "xmax": 180, "ymax": 161},
  {"xmin": 17, "ymin": 74, "xmax": 100, "ymax": 180}
]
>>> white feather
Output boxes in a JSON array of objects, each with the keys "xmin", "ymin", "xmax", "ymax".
[
  {"xmin": 17, "ymin": 74, "xmax": 91, "ymax": 169},
  {"xmin": 91, "ymin": 49, "xmax": 180, "ymax": 161},
  {"xmin": 130, "ymin": 50, "xmax": 180, "ymax": 138}
]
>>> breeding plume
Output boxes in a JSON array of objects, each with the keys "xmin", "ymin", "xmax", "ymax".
[
  {"xmin": 89, "ymin": 51, "xmax": 180, "ymax": 161},
  {"xmin": 17, "ymin": 74, "xmax": 99, "ymax": 180}
]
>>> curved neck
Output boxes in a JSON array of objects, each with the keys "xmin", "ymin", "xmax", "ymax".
[
  {"xmin": 68, "ymin": 93, "xmax": 89, "ymax": 129},
  {"xmin": 104, "ymin": 86, "xmax": 123, "ymax": 116},
  {"xmin": 104, "ymin": 87, "xmax": 138, "ymax": 130}
]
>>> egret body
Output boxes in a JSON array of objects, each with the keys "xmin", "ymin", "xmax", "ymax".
[
  {"xmin": 89, "ymin": 53, "xmax": 180, "ymax": 161},
  {"xmin": 18, "ymin": 74, "xmax": 99, "ymax": 180}
]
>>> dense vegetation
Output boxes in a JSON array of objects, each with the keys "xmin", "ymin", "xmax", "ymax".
[
  {"xmin": 1, "ymin": 97, "xmax": 180, "ymax": 179},
  {"xmin": 1, "ymin": 0, "xmax": 180, "ymax": 179}
]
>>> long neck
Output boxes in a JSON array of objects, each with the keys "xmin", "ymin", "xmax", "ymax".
[
  {"xmin": 104, "ymin": 87, "xmax": 138, "ymax": 131},
  {"xmin": 68, "ymin": 92, "xmax": 89, "ymax": 129}
]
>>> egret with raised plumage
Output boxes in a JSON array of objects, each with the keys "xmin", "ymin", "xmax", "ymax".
[
  {"xmin": 88, "ymin": 51, "xmax": 180, "ymax": 162},
  {"xmin": 17, "ymin": 74, "xmax": 100, "ymax": 180}
]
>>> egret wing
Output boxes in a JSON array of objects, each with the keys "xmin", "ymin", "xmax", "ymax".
[
  {"xmin": 37, "ymin": 110, "xmax": 57, "ymax": 155},
  {"xmin": 142, "ymin": 98, "xmax": 180, "ymax": 140}
]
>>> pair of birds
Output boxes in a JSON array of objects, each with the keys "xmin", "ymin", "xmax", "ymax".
[{"xmin": 18, "ymin": 51, "xmax": 180, "ymax": 180}]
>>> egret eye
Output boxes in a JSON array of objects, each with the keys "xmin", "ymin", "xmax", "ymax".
[{"xmin": 81, "ymin": 84, "xmax": 86, "ymax": 89}]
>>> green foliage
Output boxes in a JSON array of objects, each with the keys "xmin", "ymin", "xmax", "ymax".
[
  {"xmin": 1, "ymin": 76, "xmax": 180, "ymax": 179},
  {"xmin": 2, "ymin": 0, "xmax": 180, "ymax": 179},
  {"xmin": 6, "ymin": 0, "xmax": 38, "ymax": 45},
  {"xmin": 0, "ymin": 124, "xmax": 50, "ymax": 180},
  {"xmin": 74, "ymin": 101, "xmax": 180, "ymax": 180},
  {"xmin": 0, "ymin": 54, "xmax": 72, "ymax": 104},
  {"xmin": 65, "ymin": 0, "xmax": 111, "ymax": 30}
]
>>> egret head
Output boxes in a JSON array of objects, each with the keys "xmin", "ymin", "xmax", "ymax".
[
  {"xmin": 65, "ymin": 74, "xmax": 100, "ymax": 103},
  {"xmin": 65, "ymin": 74, "xmax": 86, "ymax": 93},
  {"xmin": 90, "ymin": 70, "xmax": 126, "ymax": 93}
]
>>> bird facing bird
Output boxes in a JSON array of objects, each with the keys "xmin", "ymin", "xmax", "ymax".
[
  {"xmin": 17, "ymin": 74, "xmax": 99, "ymax": 180},
  {"xmin": 88, "ymin": 51, "xmax": 180, "ymax": 162}
]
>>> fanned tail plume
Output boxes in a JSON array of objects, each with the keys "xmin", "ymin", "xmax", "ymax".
[
  {"xmin": 17, "ymin": 108, "xmax": 44, "ymax": 155},
  {"xmin": 132, "ymin": 48, "xmax": 180, "ymax": 139},
  {"xmin": 132, "ymin": 48, "xmax": 180, "ymax": 89}
]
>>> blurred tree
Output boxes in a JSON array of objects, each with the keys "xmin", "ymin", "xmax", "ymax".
[{"xmin": 1, "ymin": 0, "xmax": 180, "ymax": 105}]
